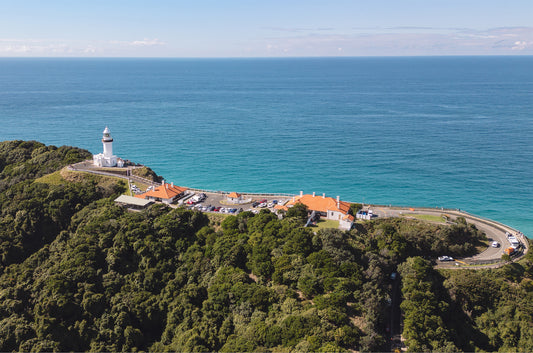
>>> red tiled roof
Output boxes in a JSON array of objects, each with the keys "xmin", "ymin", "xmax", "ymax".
[
  {"xmin": 285, "ymin": 194, "xmax": 351, "ymax": 215},
  {"xmin": 137, "ymin": 183, "xmax": 187, "ymax": 200},
  {"xmin": 227, "ymin": 192, "xmax": 242, "ymax": 198},
  {"xmin": 343, "ymin": 214, "xmax": 355, "ymax": 222}
]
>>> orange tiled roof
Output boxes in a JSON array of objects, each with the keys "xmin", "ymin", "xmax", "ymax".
[
  {"xmin": 285, "ymin": 194, "xmax": 351, "ymax": 215},
  {"xmin": 137, "ymin": 183, "xmax": 187, "ymax": 200},
  {"xmin": 343, "ymin": 214, "xmax": 355, "ymax": 222},
  {"xmin": 227, "ymin": 192, "xmax": 242, "ymax": 198}
]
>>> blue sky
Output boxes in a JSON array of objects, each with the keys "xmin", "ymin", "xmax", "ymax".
[{"xmin": 1, "ymin": 0, "xmax": 532, "ymax": 57}]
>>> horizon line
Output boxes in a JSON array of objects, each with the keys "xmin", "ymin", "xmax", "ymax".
[{"xmin": 1, "ymin": 54, "xmax": 533, "ymax": 60}]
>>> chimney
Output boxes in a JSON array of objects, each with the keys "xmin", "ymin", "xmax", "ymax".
[
  {"xmin": 300, "ymin": 191, "xmax": 303, "ymax": 197},
  {"xmin": 161, "ymin": 180, "xmax": 165, "ymax": 186},
  {"xmin": 322, "ymin": 193, "xmax": 325, "ymax": 199},
  {"xmin": 292, "ymin": 197, "xmax": 295, "ymax": 202},
  {"xmin": 336, "ymin": 195, "xmax": 340, "ymax": 208},
  {"xmin": 312, "ymin": 192, "xmax": 315, "ymax": 197},
  {"xmin": 171, "ymin": 182, "xmax": 174, "ymax": 187}
]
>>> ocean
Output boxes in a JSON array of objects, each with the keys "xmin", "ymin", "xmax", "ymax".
[{"xmin": 0, "ymin": 57, "xmax": 532, "ymax": 237}]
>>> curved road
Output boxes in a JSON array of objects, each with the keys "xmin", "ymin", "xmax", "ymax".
[
  {"xmin": 68, "ymin": 161, "xmax": 528, "ymax": 269},
  {"xmin": 372, "ymin": 207, "xmax": 528, "ymax": 269}
]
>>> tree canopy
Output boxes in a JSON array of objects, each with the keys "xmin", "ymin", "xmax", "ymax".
[{"xmin": 0, "ymin": 140, "xmax": 531, "ymax": 352}]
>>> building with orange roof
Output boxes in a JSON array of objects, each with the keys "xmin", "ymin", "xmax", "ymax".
[
  {"xmin": 281, "ymin": 191, "xmax": 354, "ymax": 230},
  {"xmin": 136, "ymin": 181, "xmax": 187, "ymax": 204},
  {"xmin": 226, "ymin": 192, "xmax": 250, "ymax": 204}
]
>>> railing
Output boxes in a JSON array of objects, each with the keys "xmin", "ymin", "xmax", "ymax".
[{"xmin": 184, "ymin": 187, "xmax": 296, "ymax": 197}]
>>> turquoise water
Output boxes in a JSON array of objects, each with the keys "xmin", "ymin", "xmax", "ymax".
[{"xmin": 0, "ymin": 57, "xmax": 532, "ymax": 236}]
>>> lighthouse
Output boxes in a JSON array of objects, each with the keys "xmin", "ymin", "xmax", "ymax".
[
  {"xmin": 102, "ymin": 126, "xmax": 113, "ymax": 158},
  {"xmin": 93, "ymin": 126, "xmax": 123, "ymax": 167}
]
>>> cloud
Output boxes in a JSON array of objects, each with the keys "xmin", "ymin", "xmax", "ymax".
[
  {"xmin": 0, "ymin": 38, "xmax": 167, "ymax": 56},
  {"xmin": 512, "ymin": 41, "xmax": 531, "ymax": 50},
  {"xmin": 125, "ymin": 38, "xmax": 166, "ymax": 47},
  {"xmin": 264, "ymin": 27, "xmax": 334, "ymax": 33},
  {"xmin": 257, "ymin": 26, "xmax": 533, "ymax": 56}
]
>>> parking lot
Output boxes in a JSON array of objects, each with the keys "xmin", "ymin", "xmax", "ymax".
[{"xmin": 178, "ymin": 191, "xmax": 292, "ymax": 215}]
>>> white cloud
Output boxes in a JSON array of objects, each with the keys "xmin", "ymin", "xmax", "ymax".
[
  {"xmin": 256, "ymin": 26, "xmax": 533, "ymax": 56},
  {"xmin": 125, "ymin": 38, "xmax": 166, "ymax": 47},
  {"xmin": 0, "ymin": 38, "xmax": 167, "ymax": 56},
  {"xmin": 512, "ymin": 41, "xmax": 530, "ymax": 50}
]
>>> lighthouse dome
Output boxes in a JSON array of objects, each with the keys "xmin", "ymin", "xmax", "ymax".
[{"xmin": 102, "ymin": 126, "xmax": 113, "ymax": 142}]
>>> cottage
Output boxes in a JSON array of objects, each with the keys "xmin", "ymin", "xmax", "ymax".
[
  {"xmin": 136, "ymin": 181, "xmax": 187, "ymax": 204},
  {"xmin": 280, "ymin": 192, "xmax": 355, "ymax": 230},
  {"xmin": 226, "ymin": 192, "xmax": 251, "ymax": 204}
]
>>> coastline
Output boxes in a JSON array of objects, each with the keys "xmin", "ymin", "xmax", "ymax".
[{"xmin": 70, "ymin": 161, "xmax": 530, "ymax": 269}]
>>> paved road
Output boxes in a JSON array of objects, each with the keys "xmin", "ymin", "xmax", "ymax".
[
  {"xmin": 371, "ymin": 207, "xmax": 528, "ymax": 269},
  {"xmin": 68, "ymin": 161, "xmax": 528, "ymax": 269}
]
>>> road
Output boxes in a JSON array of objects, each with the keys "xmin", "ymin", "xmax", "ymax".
[
  {"xmin": 371, "ymin": 207, "xmax": 528, "ymax": 269},
  {"xmin": 69, "ymin": 160, "xmax": 528, "ymax": 269}
]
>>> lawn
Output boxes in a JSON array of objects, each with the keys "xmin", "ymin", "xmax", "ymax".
[
  {"xmin": 34, "ymin": 170, "xmax": 65, "ymax": 185},
  {"xmin": 314, "ymin": 219, "xmax": 339, "ymax": 230},
  {"xmin": 403, "ymin": 214, "xmax": 446, "ymax": 223}
]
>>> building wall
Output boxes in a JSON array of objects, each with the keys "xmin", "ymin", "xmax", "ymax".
[
  {"xmin": 327, "ymin": 210, "xmax": 345, "ymax": 221},
  {"xmin": 93, "ymin": 153, "xmax": 117, "ymax": 167}
]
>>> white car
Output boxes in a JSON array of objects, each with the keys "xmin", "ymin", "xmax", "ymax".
[
  {"xmin": 491, "ymin": 241, "xmax": 500, "ymax": 248},
  {"xmin": 438, "ymin": 256, "xmax": 454, "ymax": 261}
]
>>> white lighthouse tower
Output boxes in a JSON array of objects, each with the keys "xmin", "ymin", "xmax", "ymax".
[
  {"xmin": 102, "ymin": 126, "xmax": 113, "ymax": 158},
  {"xmin": 93, "ymin": 126, "xmax": 122, "ymax": 167}
]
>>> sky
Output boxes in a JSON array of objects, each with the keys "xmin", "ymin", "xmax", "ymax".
[{"xmin": 1, "ymin": 0, "xmax": 532, "ymax": 57}]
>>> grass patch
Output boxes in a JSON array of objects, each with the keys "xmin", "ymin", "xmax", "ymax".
[
  {"xmin": 475, "ymin": 238, "xmax": 491, "ymax": 253},
  {"xmin": 207, "ymin": 213, "xmax": 229, "ymax": 231},
  {"xmin": 314, "ymin": 219, "xmax": 339, "ymax": 230},
  {"xmin": 403, "ymin": 214, "xmax": 446, "ymax": 223},
  {"xmin": 34, "ymin": 170, "xmax": 66, "ymax": 185}
]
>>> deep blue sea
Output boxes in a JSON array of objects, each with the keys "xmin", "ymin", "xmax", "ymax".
[{"xmin": 0, "ymin": 57, "xmax": 532, "ymax": 236}]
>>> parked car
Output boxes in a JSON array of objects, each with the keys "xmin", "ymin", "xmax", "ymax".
[
  {"xmin": 438, "ymin": 256, "xmax": 454, "ymax": 261},
  {"xmin": 252, "ymin": 201, "xmax": 259, "ymax": 207},
  {"xmin": 492, "ymin": 241, "xmax": 500, "ymax": 248}
]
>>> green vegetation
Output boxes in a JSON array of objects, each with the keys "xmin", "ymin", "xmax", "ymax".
[
  {"xmin": 397, "ymin": 251, "xmax": 533, "ymax": 352},
  {"xmin": 348, "ymin": 203, "xmax": 363, "ymax": 216},
  {"xmin": 0, "ymin": 140, "xmax": 531, "ymax": 352},
  {"xmin": 402, "ymin": 213, "xmax": 446, "ymax": 223},
  {"xmin": 314, "ymin": 219, "xmax": 340, "ymax": 230},
  {"xmin": 131, "ymin": 166, "xmax": 162, "ymax": 183}
]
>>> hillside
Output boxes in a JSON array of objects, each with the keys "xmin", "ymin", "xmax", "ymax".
[{"xmin": 0, "ymin": 141, "xmax": 531, "ymax": 352}]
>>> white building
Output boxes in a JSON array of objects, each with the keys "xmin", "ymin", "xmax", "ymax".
[{"xmin": 93, "ymin": 126, "xmax": 124, "ymax": 167}]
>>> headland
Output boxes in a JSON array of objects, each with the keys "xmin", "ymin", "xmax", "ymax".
[{"xmin": 69, "ymin": 160, "xmax": 529, "ymax": 269}]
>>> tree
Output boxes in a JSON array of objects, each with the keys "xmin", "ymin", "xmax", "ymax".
[{"xmin": 285, "ymin": 203, "xmax": 309, "ymax": 225}]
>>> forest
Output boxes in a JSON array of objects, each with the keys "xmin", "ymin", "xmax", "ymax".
[{"xmin": 0, "ymin": 140, "xmax": 532, "ymax": 352}]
